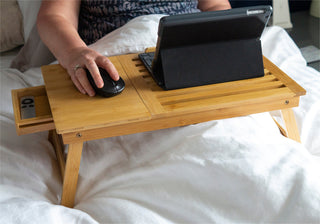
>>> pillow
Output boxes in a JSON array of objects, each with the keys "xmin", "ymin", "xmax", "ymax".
[
  {"xmin": 89, "ymin": 14, "xmax": 165, "ymax": 56},
  {"xmin": 16, "ymin": 0, "xmax": 41, "ymax": 41},
  {"xmin": 0, "ymin": 0, "xmax": 24, "ymax": 52},
  {"xmin": 12, "ymin": 14, "xmax": 164, "ymax": 71},
  {"xmin": 11, "ymin": 1, "xmax": 55, "ymax": 71},
  {"xmin": 10, "ymin": 24, "xmax": 56, "ymax": 72}
]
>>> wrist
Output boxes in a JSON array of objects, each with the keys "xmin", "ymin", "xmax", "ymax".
[{"xmin": 60, "ymin": 46, "xmax": 88, "ymax": 69}]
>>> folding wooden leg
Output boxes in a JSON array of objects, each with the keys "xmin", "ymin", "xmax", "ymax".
[
  {"xmin": 272, "ymin": 116, "xmax": 288, "ymax": 138},
  {"xmin": 60, "ymin": 141, "xmax": 83, "ymax": 208},
  {"xmin": 49, "ymin": 130, "xmax": 84, "ymax": 207},
  {"xmin": 48, "ymin": 130, "xmax": 65, "ymax": 179},
  {"xmin": 281, "ymin": 108, "xmax": 301, "ymax": 142}
]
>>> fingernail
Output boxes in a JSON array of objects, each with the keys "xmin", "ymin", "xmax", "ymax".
[
  {"xmin": 97, "ymin": 80, "xmax": 104, "ymax": 88},
  {"xmin": 114, "ymin": 75, "xmax": 120, "ymax": 81}
]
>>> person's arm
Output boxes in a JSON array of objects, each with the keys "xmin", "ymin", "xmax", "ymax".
[
  {"xmin": 37, "ymin": 0, "xmax": 119, "ymax": 96},
  {"xmin": 198, "ymin": 0, "xmax": 231, "ymax": 11}
]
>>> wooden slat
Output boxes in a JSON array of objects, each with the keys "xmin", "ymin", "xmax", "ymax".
[
  {"xmin": 61, "ymin": 96, "xmax": 300, "ymax": 144},
  {"xmin": 108, "ymin": 53, "xmax": 306, "ymax": 132},
  {"xmin": 158, "ymin": 81, "xmax": 285, "ymax": 105},
  {"xmin": 17, "ymin": 115, "xmax": 53, "ymax": 126},
  {"xmin": 154, "ymin": 74, "xmax": 278, "ymax": 98},
  {"xmin": 263, "ymin": 56, "xmax": 306, "ymax": 96},
  {"xmin": 118, "ymin": 54, "xmax": 166, "ymax": 115},
  {"xmin": 162, "ymin": 88, "xmax": 294, "ymax": 113},
  {"xmin": 15, "ymin": 118, "xmax": 55, "ymax": 136},
  {"xmin": 145, "ymin": 47, "xmax": 156, "ymax": 52}
]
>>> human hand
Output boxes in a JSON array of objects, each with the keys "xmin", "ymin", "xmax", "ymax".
[{"xmin": 63, "ymin": 47, "xmax": 119, "ymax": 96}]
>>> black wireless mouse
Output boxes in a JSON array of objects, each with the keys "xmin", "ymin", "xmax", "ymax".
[{"xmin": 86, "ymin": 68, "xmax": 125, "ymax": 97}]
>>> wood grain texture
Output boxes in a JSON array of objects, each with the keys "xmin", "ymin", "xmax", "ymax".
[
  {"xmin": 41, "ymin": 57, "xmax": 151, "ymax": 134},
  {"xmin": 281, "ymin": 108, "xmax": 301, "ymax": 142},
  {"xmin": 48, "ymin": 130, "xmax": 66, "ymax": 179},
  {"xmin": 120, "ymin": 53, "xmax": 304, "ymax": 118},
  {"xmin": 61, "ymin": 97, "xmax": 301, "ymax": 144},
  {"xmin": 41, "ymin": 52, "xmax": 306, "ymax": 208},
  {"xmin": 40, "ymin": 53, "xmax": 306, "ymax": 144},
  {"xmin": 11, "ymin": 51, "xmax": 306, "ymax": 209},
  {"xmin": 11, "ymin": 86, "xmax": 54, "ymax": 135},
  {"xmin": 60, "ymin": 141, "xmax": 83, "ymax": 208},
  {"xmin": 263, "ymin": 56, "xmax": 306, "ymax": 96}
]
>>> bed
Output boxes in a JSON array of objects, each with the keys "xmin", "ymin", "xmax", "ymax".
[{"xmin": 1, "ymin": 1, "xmax": 320, "ymax": 223}]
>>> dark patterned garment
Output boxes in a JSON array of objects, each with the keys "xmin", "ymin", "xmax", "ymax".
[{"xmin": 78, "ymin": 0, "xmax": 200, "ymax": 44}]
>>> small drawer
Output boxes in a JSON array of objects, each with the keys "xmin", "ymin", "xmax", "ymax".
[{"xmin": 11, "ymin": 85, "xmax": 55, "ymax": 135}]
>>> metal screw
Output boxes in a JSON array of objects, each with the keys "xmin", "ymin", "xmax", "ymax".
[
  {"xmin": 76, "ymin": 133, "xmax": 82, "ymax": 138},
  {"xmin": 285, "ymin": 100, "xmax": 289, "ymax": 104}
]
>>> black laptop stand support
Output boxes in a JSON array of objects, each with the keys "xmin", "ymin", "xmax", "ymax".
[{"xmin": 160, "ymin": 37, "xmax": 264, "ymax": 90}]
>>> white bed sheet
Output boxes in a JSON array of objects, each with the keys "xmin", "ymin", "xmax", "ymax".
[{"xmin": 1, "ymin": 15, "xmax": 320, "ymax": 223}]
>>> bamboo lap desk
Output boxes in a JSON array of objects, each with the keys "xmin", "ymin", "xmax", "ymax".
[{"xmin": 12, "ymin": 52, "xmax": 306, "ymax": 208}]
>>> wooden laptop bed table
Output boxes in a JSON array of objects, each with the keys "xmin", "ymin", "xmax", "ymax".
[{"xmin": 11, "ymin": 51, "xmax": 306, "ymax": 208}]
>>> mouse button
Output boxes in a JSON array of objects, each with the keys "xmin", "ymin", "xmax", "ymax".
[{"xmin": 111, "ymin": 80, "xmax": 117, "ymax": 87}]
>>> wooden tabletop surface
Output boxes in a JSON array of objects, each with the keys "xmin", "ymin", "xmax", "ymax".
[{"xmin": 41, "ymin": 53, "xmax": 306, "ymax": 142}]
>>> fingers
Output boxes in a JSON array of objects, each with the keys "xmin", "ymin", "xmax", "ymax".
[
  {"xmin": 70, "ymin": 72, "xmax": 85, "ymax": 94},
  {"xmin": 96, "ymin": 56, "xmax": 119, "ymax": 81},
  {"xmin": 67, "ymin": 47, "xmax": 119, "ymax": 96},
  {"xmin": 85, "ymin": 60, "xmax": 104, "ymax": 88},
  {"xmin": 73, "ymin": 67, "xmax": 95, "ymax": 96}
]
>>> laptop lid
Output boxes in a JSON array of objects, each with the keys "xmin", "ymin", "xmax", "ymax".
[{"xmin": 151, "ymin": 5, "xmax": 273, "ymax": 90}]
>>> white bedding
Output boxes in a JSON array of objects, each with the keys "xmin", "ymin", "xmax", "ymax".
[{"xmin": 1, "ymin": 15, "xmax": 320, "ymax": 223}]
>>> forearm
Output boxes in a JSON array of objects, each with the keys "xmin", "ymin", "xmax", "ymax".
[
  {"xmin": 198, "ymin": 0, "xmax": 231, "ymax": 11},
  {"xmin": 36, "ymin": 0, "xmax": 119, "ymax": 96},
  {"xmin": 37, "ymin": 15, "xmax": 86, "ymax": 68},
  {"xmin": 203, "ymin": 4, "xmax": 231, "ymax": 11}
]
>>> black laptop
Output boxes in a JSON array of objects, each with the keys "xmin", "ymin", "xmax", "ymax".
[{"xmin": 139, "ymin": 6, "xmax": 272, "ymax": 90}]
